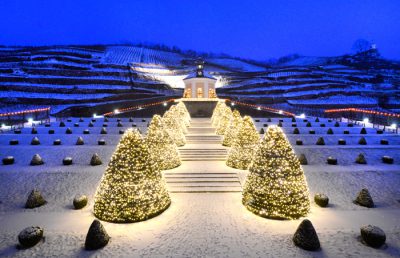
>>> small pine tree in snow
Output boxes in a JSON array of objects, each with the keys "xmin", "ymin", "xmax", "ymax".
[
  {"xmin": 222, "ymin": 110, "xmax": 242, "ymax": 147},
  {"xmin": 226, "ymin": 116, "xmax": 260, "ymax": 170},
  {"xmin": 93, "ymin": 129, "xmax": 171, "ymax": 223},
  {"xmin": 146, "ymin": 115, "xmax": 181, "ymax": 170},
  {"xmin": 242, "ymin": 126, "xmax": 310, "ymax": 219}
]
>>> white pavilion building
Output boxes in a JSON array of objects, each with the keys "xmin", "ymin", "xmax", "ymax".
[{"xmin": 183, "ymin": 60, "xmax": 217, "ymax": 99}]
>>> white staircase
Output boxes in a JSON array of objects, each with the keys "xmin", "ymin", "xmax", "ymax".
[{"xmin": 165, "ymin": 118, "xmax": 242, "ymax": 193}]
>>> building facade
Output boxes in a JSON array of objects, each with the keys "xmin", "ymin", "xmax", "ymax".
[{"xmin": 183, "ymin": 60, "xmax": 217, "ymax": 99}]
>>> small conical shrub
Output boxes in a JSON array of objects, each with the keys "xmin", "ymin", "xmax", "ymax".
[
  {"xmin": 293, "ymin": 128, "xmax": 300, "ymax": 134},
  {"xmin": 334, "ymin": 121, "xmax": 340, "ymax": 127},
  {"xmin": 30, "ymin": 154, "xmax": 44, "ymax": 166},
  {"xmin": 292, "ymin": 219, "xmax": 320, "ymax": 251},
  {"xmin": 66, "ymin": 128, "xmax": 72, "ymax": 134},
  {"xmin": 316, "ymin": 137, "xmax": 325, "ymax": 145},
  {"xmin": 90, "ymin": 153, "xmax": 102, "ymax": 166},
  {"xmin": 298, "ymin": 154, "xmax": 308, "ymax": 165},
  {"xmin": 31, "ymin": 127, "xmax": 37, "ymax": 134},
  {"xmin": 360, "ymin": 127, "xmax": 367, "ymax": 134},
  {"xmin": 315, "ymin": 118, "xmax": 320, "ymax": 122},
  {"xmin": 306, "ymin": 122, "xmax": 311, "ymax": 127},
  {"xmin": 326, "ymin": 128, "xmax": 334, "ymax": 134},
  {"xmin": 100, "ymin": 127, "xmax": 107, "ymax": 134},
  {"xmin": 355, "ymin": 153, "xmax": 367, "ymax": 164},
  {"xmin": 31, "ymin": 137, "xmax": 40, "ymax": 145},
  {"xmin": 76, "ymin": 137, "xmax": 84, "ymax": 145},
  {"xmin": 358, "ymin": 137, "xmax": 367, "ymax": 145},
  {"xmin": 259, "ymin": 128, "xmax": 265, "ymax": 134}
]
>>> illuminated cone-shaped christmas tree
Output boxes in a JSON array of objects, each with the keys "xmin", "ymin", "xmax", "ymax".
[
  {"xmin": 177, "ymin": 102, "xmax": 191, "ymax": 127},
  {"xmin": 242, "ymin": 126, "xmax": 310, "ymax": 219},
  {"xmin": 163, "ymin": 110, "xmax": 186, "ymax": 146},
  {"xmin": 216, "ymin": 106, "xmax": 233, "ymax": 135},
  {"xmin": 211, "ymin": 102, "xmax": 226, "ymax": 127},
  {"xmin": 93, "ymin": 129, "xmax": 171, "ymax": 223},
  {"xmin": 169, "ymin": 105, "xmax": 188, "ymax": 134},
  {"xmin": 146, "ymin": 115, "xmax": 181, "ymax": 170},
  {"xmin": 222, "ymin": 109, "xmax": 242, "ymax": 147},
  {"xmin": 226, "ymin": 116, "xmax": 260, "ymax": 170}
]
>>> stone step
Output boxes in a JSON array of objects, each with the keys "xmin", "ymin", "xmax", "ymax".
[
  {"xmin": 166, "ymin": 178, "xmax": 240, "ymax": 183},
  {"xmin": 164, "ymin": 172, "xmax": 237, "ymax": 176},
  {"xmin": 168, "ymin": 186, "xmax": 242, "ymax": 193},
  {"xmin": 179, "ymin": 150, "xmax": 227, "ymax": 153},
  {"xmin": 168, "ymin": 181, "xmax": 241, "ymax": 187},
  {"xmin": 164, "ymin": 175, "xmax": 238, "ymax": 179},
  {"xmin": 181, "ymin": 157, "xmax": 227, "ymax": 161}
]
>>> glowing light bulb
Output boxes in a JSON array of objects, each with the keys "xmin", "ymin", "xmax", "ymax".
[
  {"xmin": 391, "ymin": 123, "xmax": 397, "ymax": 129},
  {"xmin": 163, "ymin": 102, "xmax": 167, "ymax": 107},
  {"xmin": 231, "ymin": 102, "xmax": 235, "ymax": 106},
  {"xmin": 278, "ymin": 110, "xmax": 283, "ymax": 114},
  {"xmin": 257, "ymin": 107, "xmax": 261, "ymax": 111},
  {"xmin": 114, "ymin": 109, "xmax": 120, "ymax": 114},
  {"xmin": 28, "ymin": 118, "xmax": 33, "ymax": 123},
  {"xmin": 363, "ymin": 118, "xmax": 369, "ymax": 124}
]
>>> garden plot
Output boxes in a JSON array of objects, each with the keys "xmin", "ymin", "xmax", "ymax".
[{"xmin": 0, "ymin": 115, "xmax": 399, "ymax": 257}]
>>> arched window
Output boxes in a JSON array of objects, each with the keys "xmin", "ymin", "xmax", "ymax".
[{"xmin": 197, "ymin": 87, "xmax": 203, "ymax": 98}]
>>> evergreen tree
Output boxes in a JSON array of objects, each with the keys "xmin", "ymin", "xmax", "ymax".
[
  {"xmin": 176, "ymin": 102, "xmax": 191, "ymax": 127},
  {"xmin": 226, "ymin": 116, "xmax": 260, "ymax": 170},
  {"xmin": 94, "ymin": 129, "xmax": 171, "ymax": 223},
  {"xmin": 146, "ymin": 115, "xmax": 181, "ymax": 170},
  {"xmin": 216, "ymin": 106, "xmax": 232, "ymax": 135},
  {"xmin": 222, "ymin": 109, "xmax": 242, "ymax": 147},
  {"xmin": 169, "ymin": 105, "xmax": 188, "ymax": 134},
  {"xmin": 242, "ymin": 126, "xmax": 310, "ymax": 219},
  {"xmin": 211, "ymin": 102, "xmax": 225, "ymax": 127},
  {"xmin": 163, "ymin": 109, "xmax": 186, "ymax": 146}
]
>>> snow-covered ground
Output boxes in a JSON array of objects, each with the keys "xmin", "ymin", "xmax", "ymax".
[{"xmin": 0, "ymin": 115, "xmax": 399, "ymax": 257}]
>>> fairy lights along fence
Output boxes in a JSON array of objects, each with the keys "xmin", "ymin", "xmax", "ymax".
[
  {"xmin": 324, "ymin": 108, "xmax": 400, "ymax": 126},
  {"xmin": 103, "ymin": 99, "xmax": 176, "ymax": 116},
  {"xmin": 224, "ymin": 99, "xmax": 295, "ymax": 117},
  {"xmin": 0, "ymin": 107, "xmax": 51, "ymax": 127}
]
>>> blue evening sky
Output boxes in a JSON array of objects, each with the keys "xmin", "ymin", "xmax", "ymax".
[{"xmin": 0, "ymin": 0, "xmax": 399, "ymax": 60}]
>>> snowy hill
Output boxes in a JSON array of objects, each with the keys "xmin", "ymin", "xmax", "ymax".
[
  {"xmin": 0, "ymin": 45, "xmax": 399, "ymax": 114},
  {"xmin": 218, "ymin": 50, "xmax": 400, "ymax": 110}
]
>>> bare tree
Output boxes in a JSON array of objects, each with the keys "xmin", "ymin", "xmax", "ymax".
[{"xmin": 352, "ymin": 39, "xmax": 371, "ymax": 53}]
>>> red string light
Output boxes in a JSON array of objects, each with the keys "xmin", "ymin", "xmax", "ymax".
[
  {"xmin": 103, "ymin": 99, "xmax": 176, "ymax": 116},
  {"xmin": 324, "ymin": 108, "xmax": 400, "ymax": 118},
  {"xmin": 224, "ymin": 99, "xmax": 295, "ymax": 117},
  {"xmin": 0, "ymin": 107, "xmax": 50, "ymax": 117}
]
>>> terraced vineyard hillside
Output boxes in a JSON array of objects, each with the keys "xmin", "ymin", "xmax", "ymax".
[{"xmin": 1, "ymin": 45, "xmax": 399, "ymax": 115}]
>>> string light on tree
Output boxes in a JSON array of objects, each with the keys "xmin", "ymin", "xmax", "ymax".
[
  {"xmin": 146, "ymin": 115, "xmax": 181, "ymax": 170},
  {"xmin": 222, "ymin": 109, "xmax": 242, "ymax": 147},
  {"xmin": 163, "ymin": 108, "xmax": 186, "ymax": 147},
  {"xmin": 211, "ymin": 101, "xmax": 225, "ymax": 127},
  {"xmin": 242, "ymin": 126, "xmax": 310, "ymax": 220},
  {"xmin": 93, "ymin": 129, "xmax": 171, "ymax": 223},
  {"xmin": 226, "ymin": 116, "xmax": 260, "ymax": 170},
  {"xmin": 216, "ymin": 106, "xmax": 233, "ymax": 135}
]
